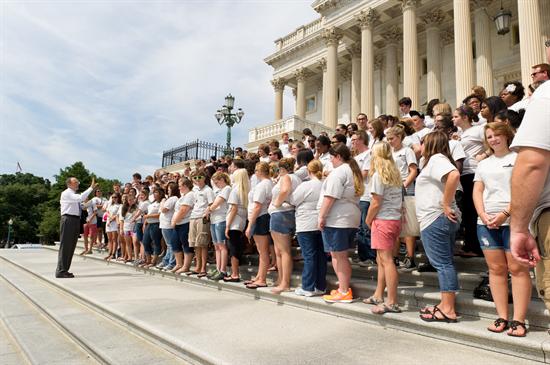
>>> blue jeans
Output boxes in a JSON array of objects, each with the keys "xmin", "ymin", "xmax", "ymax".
[
  {"xmin": 160, "ymin": 229, "xmax": 176, "ymax": 268},
  {"xmin": 420, "ymin": 215, "xmax": 460, "ymax": 292},
  {"xmin": 142, "ymin": 223, "xmax": 162, "ymax": 255},
  {"xmin": 297, "ymin": 231, "xmax": 327, "ymax": 292},
  {"xmin": 357, "ymin": 201, "xmax": 376, "ymax": 260}
]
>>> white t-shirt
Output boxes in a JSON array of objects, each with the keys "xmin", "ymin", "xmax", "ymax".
[
  {"xmin": 91, "ymin": 197, "xmax": 106, "ymax": 216},
  {"xmin": 416, "ymin": 153, "xmax": 461, "ymax": 231},
  {"xmin": 174, "ymin": 191, "xmax": 194, "ymax": 225},
  {"xmin": 269, "ymin": 174, "xmax": 302, "ymax": 214},
  {"xmin": 145, "ymin": 201, "xmax": 160, "ymax": 224},
  {"xmin": 106, "ymin": 203, "xmax": 120, "ymax": 231},
  {"xmin": 190, "ymin": 185, "xmax": 215, "ymax": 219},
  {"xmin": 411, "ymin": 127, "xmax": 431, "ymax": 146},
  {"xmin": 317, "ymin": 163, "xmax": 361, "ymax": 228},
  {"xmin": 473, "ymin": 113, "xmax": 487, "ymax": 126},
  {"xmin": 290, "ymin": 178, "xmax": 322, "ymax": 233},
  {"xmin": 159, "ymin": 196, "xmax": 178, "ymax": 229},
  {"xmin": 424, "ymin": 116, "xmax": 435, "ymax": 129},
  {"xmin": 295, "ymin": 165, "xmax": 309, "ymax": 181},
  {"xmin": 510, "ymin": 81, "xmax": 550, "ymax": 227},
  {"xmin": 370, "ymin": 172, "xmax": 402, "ymax": 221},
  {"xmin": 227, "ymin": 187, "xmax": 247, "ymax": 231},
  {"xmin": 248, "ymin": 178, "xmax": 273, "ymax": 217},
  {"xmin": 319, "ymin": 152, "xmax": 332, "ymax": 173},
  {"xmin": 135, "ymin": 200, "xmax": 150, "ymax": 224},
  {"xmin": 280, "ymin": 143, "xmax": 291, "ymax": 157},
  {"xmin": 449, "ymin": 139, "xmax": 467, "ymax": 162},
  {"xmin": 460, "ymin": 125, "xmax": 486, "ymax": 175},
  {"xmin": 473, "ymin": 152, "xmax": 516, "ymax": 225},
  {"xmin": 84, "ymin": 200, "xmax": 97, "ymax": 225},
  {"xmin": 210, "ymin": 185, "xmax": 231, "ymax": 224},
  {"xmin": 119, "ymin": 207, "xmax": 136, "ymax": 232},
  {"xmin": 392, "ymin": 146, "xmax": 417, "ymax": 181},
  {"xmin": 356, "ymin": 150, "xmax": 372, "ymax": 202}
]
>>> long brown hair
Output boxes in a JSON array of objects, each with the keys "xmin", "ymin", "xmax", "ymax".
[
  {"xmin": 329, "ymin": 144, "xmax": 364, "ymax": 196},
  {"xmin": 421, "ymin": 131, "xmax": 456, "ymax": 169}
]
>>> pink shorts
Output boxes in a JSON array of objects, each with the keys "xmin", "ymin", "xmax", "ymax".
[
  {"xmin": 371, "ymin": 219, "xmax": 401, "ymax": 250},
  {"xmin": 123, "ymin": 231, "xmax": 133, "ymax": 237},
  {"xmin": 83, "ymin": 223, "xmax": 98, "ymax": 237}
]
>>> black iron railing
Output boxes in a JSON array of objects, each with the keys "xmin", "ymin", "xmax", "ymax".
[{"xmin": 161, "ymin": 139, "xmax": 233, "ymax": 167}]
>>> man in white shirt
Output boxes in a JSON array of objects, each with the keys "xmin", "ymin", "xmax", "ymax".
[
  {"xmin": 280, "ymin": 132, "xmax": 291, "ymax": 157},
  {"xmin": 56, "ymin": 177, "xmax": 97, "ymax": 278},
  {"xmin": 399, "ymin": 97, "xmax": 412, "ymax": 118}
]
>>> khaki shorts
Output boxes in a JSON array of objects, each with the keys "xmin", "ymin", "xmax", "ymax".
[
  {"xmin": 535, "ymin": 209, "xmax": 550, "ymax": 311},
  {"xmin": 189, "ymin": 218, "xmax": 211, "ymax": 248}
]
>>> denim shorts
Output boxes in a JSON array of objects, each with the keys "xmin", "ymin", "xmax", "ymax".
[
  {"xmin": 134, "ymin": 222, "xmax": 144, "ymax": 242},
  {"xmin": 251, "ymin": 214, "xmax": 270, "ymax": 236},
  {"xmin": 321, "ymin": 227, "xmax": 357, "ymax": 253},
  {"xmin": 210, "ymin": 221, "xmax": 227, "ymax": 244},
  {"xmin": 477, "ymin": 225, "xmax": 510, "ymax": 252},
  {"xmin": 269, "ymin": 211, "xmax": 296, "ymax": 235},
  {"xmin": 175, "ymin": 222, "xmax": 193, "ymax": 254}
]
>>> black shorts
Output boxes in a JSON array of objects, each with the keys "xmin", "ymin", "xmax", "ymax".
[{"xmin": 96, "ymin": 219, "xmax": 104, "ymax": 229}]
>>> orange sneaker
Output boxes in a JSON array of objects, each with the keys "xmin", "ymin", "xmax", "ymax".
[{"xmin": 323, "ymin": 288, "xmax": 353, "ymax": 303}]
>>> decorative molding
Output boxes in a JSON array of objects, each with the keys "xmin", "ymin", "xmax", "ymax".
[
  {"xmin": 471, "ymin": 0, "xmax": 493, "ymax": 10},
  {"xmin": 422, "ymin": 9, "xmax": 445, "ymax": 28},
  {"xmin": 374, "ymin": 54, "xmax": 384, "ymax": 70},
  {"xmin": 401, "ymin": 0, "xmax": 419, "ymax": 12},
  {"xmin": 441, "ymin": 28, "xmax": 455, "ymax": 45},
  {"xmin": 382, "ymin": 26, "xmax": 402, "ymax": 44},
  {"xmin": 294, "ymin": 68, "xmax": 308, "ymax": 82},
  {"xmin": 316, "ymin": 79, "xmax": 323, "ymax": 91},
  {"xmin": 346, "ymin": 43, "xmax": 362, "ymax": 58},
  {"xmin": 321, "ymin": 27, "xmax": 343, "ymax": 46},
  {"xmin": 340, "ymin": 67, "xmax": 351, "ymax": 81},
  {"xmin": 356, "ymin": 8, "xmax": 379, "ymax": 30},
  {"xmin": 271, "ymin": 78, "xmax": 286, "ymax": 92},
  {"xmin": 292, "ymin": 88, "xmax": 297, "ymax": 98}
]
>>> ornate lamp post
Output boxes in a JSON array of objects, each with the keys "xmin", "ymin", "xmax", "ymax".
[
  {"xmin": 7, "ymin": 218, "xmax": 13, "ymax": 246},
  {"xmin": 215, "ymin": 94, "xmax": 244, "ymax": 156}
]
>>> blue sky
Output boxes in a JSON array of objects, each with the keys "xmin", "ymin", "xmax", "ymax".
[{"xmin": 0, "ymin": 0, "xmax": 318, "ymax": 182}]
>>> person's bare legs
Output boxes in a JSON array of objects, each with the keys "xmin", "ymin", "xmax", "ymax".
[
  {"xmin": 372, "ymin": 251, "xmax": 386, "ymax": 300},
  {"xmin": 252, "ymin": 235, "xmax": 270, "ymax": 285},
  {"xmin": 269, "ymin": 244, "xmax": 277, "ymax": 270},
  {"xmin": 271, "ymin": 232, "xmax": 293, "ymax": 293},
  {"xmin": 507, "ymin": 252, "xmax": 532, "ymax": 336},
  {"xmin": 332, "ymin": 251, "xmax": 351, "ymax": 293},
  {"xmin": 405, "ymin": 236, "xmax": 416, "ymax": 258},
  {"xmin": 378, "ymin": 249, "xmax": 398, "ymax": 305},
  {"xmin": 219, "ymin": 244, "xmax": 228, "ymax": 273},
  {"xmin": 483, "ymin": 250, "xmax": 510, "ymax": 330},
  {"xmin": 172, "ymin": 251, "xmax": 183, "ymax": 272}
]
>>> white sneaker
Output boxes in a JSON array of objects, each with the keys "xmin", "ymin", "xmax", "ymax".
[
  {"xmin": 313, "ymin": 288, "xmax": 325, "ymax": 296},
  {"xmin": 294, "ymin": 287, "xmax": 315, "ymax": 297}
]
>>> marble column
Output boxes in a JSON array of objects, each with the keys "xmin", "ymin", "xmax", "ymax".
[
  {"xmin": 517, "ymin": 0, "xmax": 545, "ymax": 88},
  {"xmin": 383, "ymin": 26, "xmax": 401, "ymax": 116},
  {"xmin": 402, "ymin": 0, "xmax": 419, "ymax": 109},
  {"xmin": 294, "ymin": 68, "xmax": 307, "ymax": 119},
  {"xmin": 271, "ymin": 78, "xmax": 285, "ymax": 121},
  {"xmin": 356, "ymin": 8, "xmax": 378, "ymax": 118},
  {"xmin": 473, "ymin": 0, "xmax": 494, "ymax": 95},
  {"xmin": 318, "ymin": 58, "xmax": 328, "ymax": 123},
  {"xmin": 348, "ymin": 44, "xmax": 362, "ymax": 119},
  {"xmin": 322, "ymin": 27, "xmax": 343, "ymax": 129},
  {"xmin": 453, "ymin": 0, "xmax": 474, "ymax": 106},
  {"xmin": 423, "ymin": 9, "xmax": 445, "ymax": 102}
]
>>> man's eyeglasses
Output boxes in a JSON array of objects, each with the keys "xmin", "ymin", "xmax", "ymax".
[
  {"xmin": 307, "ymin": 139, "xmax": 315, "ymax": 143},
  {"xmin": 192, "ymin": 176, "xmax": 204, "ymax": 180},
  {"xmin": 531, "ymin": 70, "xmax": 544, "ymax": 78}
]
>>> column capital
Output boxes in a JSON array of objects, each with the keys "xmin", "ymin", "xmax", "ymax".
[
  {"xmin": 294, "ymin": 68, "xmax": 308, "ymax": 82},
  {"xmin": 322, "ymin": 27, "xmax": 343, "ymax": 46},
  {"xmin": 356, "ymin": 8, "xmax": 379, "ymax": 30},
  {"xmin": 271, "ymin": 78, "xmax": 286, "ymax": 92},
  {"xmin": 382, "ymin": 26, "xmax": 402, "ymax": 44},
  {"xmin": 441, "ymin": 27, "xmax": 454, "ymax": 45},
  {"xmin": 346, "ymin": 43, "xmax": 362, "ymax": 58},
  {"xmin": 340, "ymin": 66, "xmax": 351, "ymax": 81},
  {"xmin": 317, "ymin": 57, "xmax": 327, "ymax": 72},
  {"xmin": 422, "ymin": 9, "xmax": 445, "ymax": 28},
  {"xmin": 471, "ymin": 0, "xmax": 493, "ymax": 10},
  {"xmin": 374, "ymin": 54, "xmax": 384, "ymax": 70},
  {"xmin": 401, "ymin": 0, "xmax": 419, "ymax": 12},
  {"xmin": 292, "ymin": 88, "xmax": 297, "ymax": 98}
]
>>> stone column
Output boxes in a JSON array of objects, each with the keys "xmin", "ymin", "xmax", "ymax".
[
  {"xmin": 453, "ymin": 0, "xmax": 474, "ymax": 106},
  {"xmin": 271, "ymin": 78, "xmax": 285, "ymax": 121},
  {"xmin": 473, "ymin": 0, "xmax": 494, "ymax": 95},
  {"xmin": 423, "ymin": 9, "xmax": 445, "ymax": 102},
  {"xmin": 322, "ymin": 27, "xmax": 343, "ymax": 129},
  {"xmin": 294, "ymin": 68, "xmax": 307, "ymax": 119},
  {"xmin": 402, "ymin": 0, "xmax": 419, "ymax": 109},
  {"xmin": 383, "ymin": 27, "xmax": 401, "ymax": 116},
  {"xmin": 347, "ymin": 44, "xmax": 362, "ymax": 119},
  {"xmin": 318, "ymin": 58, "xmax": 328, "ymax": 123},
  {"xmin": 356, "ymin": 8, "xmax": 378, "ymax": 119},
  {"xmin": 517, "ymin": 0, "xmax": 545, "ymax": 88}
]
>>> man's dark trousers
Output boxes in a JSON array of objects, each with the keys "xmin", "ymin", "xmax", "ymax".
[{"xmin": 56, "ymin": 215, "xmax": 80, "ymax": 275}]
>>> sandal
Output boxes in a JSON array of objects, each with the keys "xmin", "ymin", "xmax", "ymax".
[
  {"xmin": 246, "ymin": 283, "xmax": 268, "ymax": 289},
  {"xmin": 487, "ymin": 318, "xmax": 509, "ymax": 333},
  {"xmin": 223, "ymin": 277, "xmax": 241, "ymax": 282},
  {"xmin": 507, "ymin": 320, "xmax": 527, "ymax": 337},
  {"xmin": 419, "ymin": 306, "xmax": 457, "ymax": 323},
  {"xmin": 371, "ymin": 303, "xmax": 402, "ymax": 315},
  {"xmin": 363, "ymin": 296, "xmax": 383, "ymax": 305},
  {"xmin": 185, "ymin": 271, "xmax": 199, "ymax": 276},
  {"xmin": 197, "ymin": 272, "xmax": 208, "ymax": 278},
  {"xmin": 243, "ymin": 279, "xmax": 257, "ymax": 285}
]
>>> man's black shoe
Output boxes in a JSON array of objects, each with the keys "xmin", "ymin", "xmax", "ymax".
[
  {"xmin": 55, "ymin": 272, "xmax": 74, "ymax": 278},
  {"xmin": 417, "ymin": 263, "xmax": 437, "ymax": 272}
]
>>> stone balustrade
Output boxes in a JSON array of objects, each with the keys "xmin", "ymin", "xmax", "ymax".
[{"xmin": 276, "ymin": 18, "xmax": 323, "ymax": 51}]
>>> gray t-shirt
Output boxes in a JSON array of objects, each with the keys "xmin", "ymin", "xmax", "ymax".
[
  {"xmin": 210, "ymin": 185, "xmax": 231, "ymax": 224},
  {"xmin": 290, "ymin": 178, "xmax": 322, "ymax": 232},
  {"xmin": 227, "ymin": 187, "xmax": 247, "ymax": 231},
  {"xmin": 269, "ymin": 174, "xmax": 302, "ymax": 214},
  {"xmin": 460, "ymin": 125, "xmax": 486, "ymax": 175},
  {"xmin": 248, "ymin": 178, "xmax": 273, "ymax": 217},
  {"xmin": 159, "ymin": 196, "xmax": 177, "ymax": 229},
  {"xmin": 370, "ymin": 172, "xmax": 403, "ymax": 221},
  {"xmin": 355, "ymin": 150, "xmax": 372, "ymax": 202},
  {"xmin": 190, "ymin": 185, "xmax": 215, "ymax": 219}
]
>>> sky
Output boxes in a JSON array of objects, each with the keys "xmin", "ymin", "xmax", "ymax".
[{"xmin": 0, "ymin": 0, "xmax": 318, "ymax": 182}]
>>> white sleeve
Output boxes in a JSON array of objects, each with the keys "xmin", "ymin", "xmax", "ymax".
[
  {"xmin": 405, "ymin": 147, "xmax": 417, "ymax": 166},
  {"xmin": 370, "ymin": 173, "xmax": 385, "ymax": 196},
  {"xmin": 323, "ymin": 169, "xmax": 345, "ymax": 199},
  {"xmin": 290, "ymin": 183, "xmax": 307, "ymax": 206}
]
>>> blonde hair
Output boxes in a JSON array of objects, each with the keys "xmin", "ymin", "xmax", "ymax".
[
  {"xmin": 386, "ymin": 125, "xmax": 406, "ymax": 141},
  {"xmin": 232, "ymin": 169, "xmax": 250, "ymax": 209},
  {"xmin": 255, "ymin": 161, "xmax": 270, "ymax": 176},
  {"xmin": 433, "ymin": 102, "xmax": 452, "ymax": 116},
  {"xmin": 484, "ymin": 122, "xmax": 515, "ymax": 153},
  {"xmin": 278, "ymin": 157, "xmax": 296, "ymax": 173},
  {"xmin": 369, "ymin": 142, "xmax": 402, "ymax": 187},
  {"xmin": 211, "ymin": 172, "xmax": 230, "ymax": 185},
  {"xmin": 307, "ymin": 160, "xmax": 323, "ymax": 180}
]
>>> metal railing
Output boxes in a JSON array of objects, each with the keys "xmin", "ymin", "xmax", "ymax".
[{"xmin": 161, "ymin": 140, "xmax": 233, "ymax": 167}]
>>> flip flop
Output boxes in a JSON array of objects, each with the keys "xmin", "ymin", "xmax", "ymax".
[
  {"xmin": 371, "ymin": 303, "xmax": 402, "ymax": 315},
  {"xmin": 185, "ymin": 271, "xmax": 199, "ymax": 276},
  {"xmin": 223, "ymin": 277, "xmax": 241, "ymax": 282},
  {"xmin": 363, "ymin": 296, "xmax": 383, "ymax": 305},
  {"xmin": 197, "ymin": 272, "xmax": 208, "ymax": 278},
  {"xmin": 419, "ymin": 306, "xmax": 457, "ymax": 323},
  {"xmin": 246, "ymin": 283, "xmax": 268, "ymax": 289}
]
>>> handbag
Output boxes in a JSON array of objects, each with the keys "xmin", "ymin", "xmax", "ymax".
[
  {"xmin": 400, "ymin": 195, "xmax": 420, "ymax": 237},
  {"xmin": 473, "ymin": 275, "xmax": 513, "ymax": 303}
]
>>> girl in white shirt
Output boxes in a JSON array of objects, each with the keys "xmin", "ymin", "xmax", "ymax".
[
  {"xmin": 142, "ymin": 189, "xmax": 163, "ymax": 268},
  {"xmin": 171, "ymin": 178, "xmax": 195, "ymax": 274},
  {"xmin": 473, "ymin": 122, "xmax": 530, "ymax": 337},
  {"xmin": 365, "ymin": 142, "xmax": 403, "ymax": 314},
  {"xmin": 105, "ymin": 193, "xmax": 121, "ymax": 260},
  {"xmin": 119, "ymin": 195, "xmax": 138, "ymax": 263},
  {"xmin": 158, "ymin": 182, "xmax": 180, "ymax": 271},
  {"xmin": 416, "ymin": 131, "xmax": 461, "ymax": 323},
  {"xmin": 131, "ymin": 190, "xmax": 150, "ymax": 266},
  {"xmin": 318, "ymin": 144, "xmax": 363, "ymax": 303}
]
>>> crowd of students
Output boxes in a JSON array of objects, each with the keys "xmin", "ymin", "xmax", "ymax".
[{"xmin": 79, "ymin": 65, "xmax": 549, "ymax": 338}]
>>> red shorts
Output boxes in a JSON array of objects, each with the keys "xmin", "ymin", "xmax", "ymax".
[
  {"xmin": 371, "ymin": 219, "xmax": 401, "ymax": 250},
  {"xmin": 83, "ymin": 223, "xmax": 98, "ymax": 237}
]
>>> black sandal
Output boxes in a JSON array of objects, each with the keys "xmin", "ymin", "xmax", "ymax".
[
  {"xmin": 419, "ymin": 306, "xmax": 457, "ymax": 323},
  {"xmin": 487, "ymin": 318, "xmax": 508, "ymax": 333},
  {"xmin": 507, "ymin": 320, "xmax": 527, "ymax": 337}
]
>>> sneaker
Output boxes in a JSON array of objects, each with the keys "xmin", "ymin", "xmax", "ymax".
[
  {"xmin": 417, "ymin": 263, "xmax": 436, "ymax": 272},
  {"xmin": 295, "ymin": 287, "xmax": 315, "ymax": 297},
  {"xmin": 399, "ymin": 256, "xmax": 416, "ymax": 271},
  {"xmin": 393, "ymin": 257, "xmax": 400, "ymax": 267},
  {"xmin": 210, "ymin": 271, "xmax": 225, "ymax": 281},
  {"xmin": 164, "ymin": 266, "xmax": 175, "ymax": 271},
  {"xmin": 323, "ymin": 288, "xmax": 353, "ymax": 303},
  {"xmin": 358, "ymin": 259, "xmax": 376, "ymax": 267},
  {"xmin": 156, "ymin": 263, "xmax": 165, "ymax": 270},
  {"xmin": 313, "ymin": 288, "xmax": 325, "ymax": 296}
]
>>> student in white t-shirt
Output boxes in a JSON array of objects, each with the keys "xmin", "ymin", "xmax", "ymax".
[
  {"xmin": 119, "ymin": 194, "xmax": 138, "ymax": 263},
  {"xmin": 91, "ymin": 189, "xmax": 107, "ymax": 248},
  {"xmin": 416, "ymin": 131, "xmax": 461, "ymax": 323},
  {"xmin": 81, "ymin": 198, "xmax": 97, "ymax": 255},
  {"xmin": 473, "ymin": 122, "xmax": 531, "ymax": 337},
  {"xmin": 245, "ymin": 161, "xmax": 273, "ymax": 289},
  {"xmin": 142, "ymin": 189, "xmax": 163, "ymax": 268},
  {"xmin": 170, "ymin": 178, "xmax": 195, "ymax": 274},
  {"xmin": 409, "ymin": 110, "xmax": 431, "ymax": 160},
  {"xmin": 318, "ymin": 144, "xmax": 363, "ymax": 303},
  {"xmin": 158, "ymin": 182, "xmax": 180, "ymax": 271},
  {"xmin": 105, "ymin": 193, "xmax": 121, "ymax": 260},
  {"xmin": 131, "ymin": 190, "xmax": 150, "ymax": 266},
  {"xmin": 364, "ymin": 142, "xmax": 403, "ymax": 314},
  {"xmin": 204, "ymin": 172, "xmax": 232, "ymax": 280}
]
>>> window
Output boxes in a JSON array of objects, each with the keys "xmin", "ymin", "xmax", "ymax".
[
  {"xmin": 511, "ymin": 24, "xmax": 520, "ymax": 46},
  {"xmin": 422, "ymin": 57, "xmax": 427, "ymax": 75},
  {"xmin": 306, "ymin": 95, "xmax": 316, "ymax": 113},
  {"xmin": 337, "ymin": 87, "xmax": 341, "ymax": 103}
]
